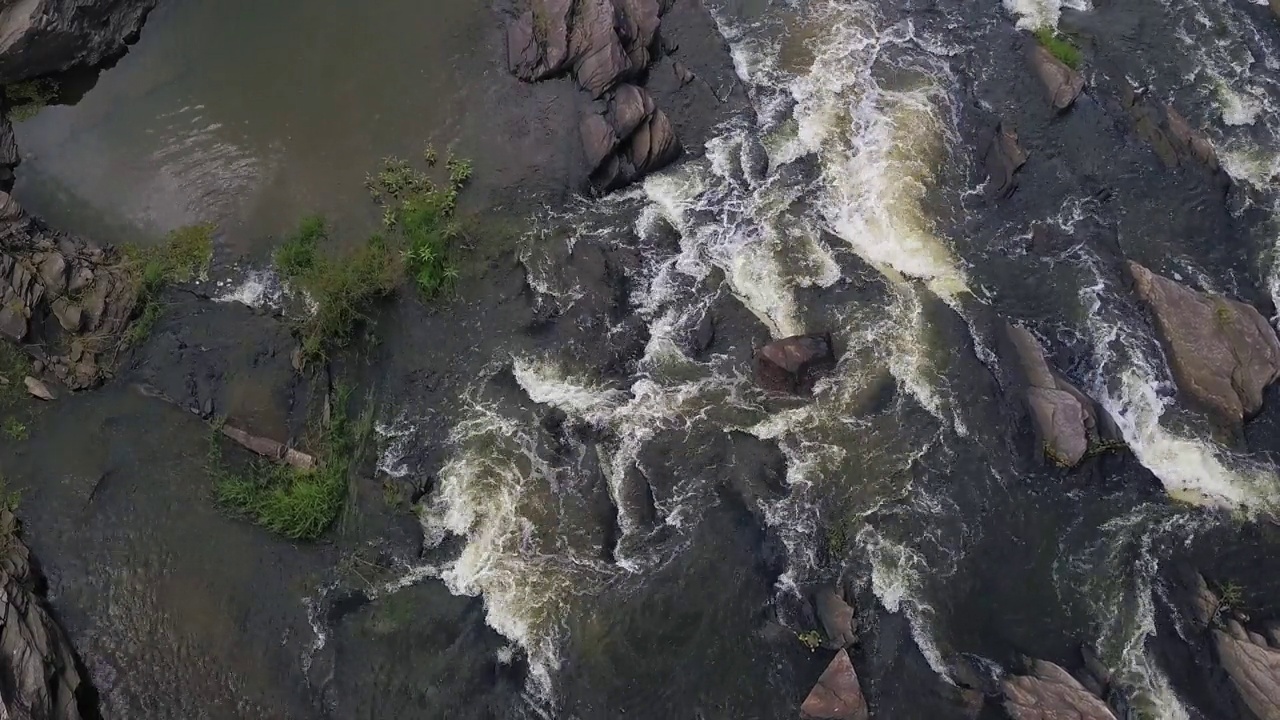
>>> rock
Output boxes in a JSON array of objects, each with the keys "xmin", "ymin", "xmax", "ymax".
[
  {"xmin": 23, "ymin": 375, "xmax": 53, "ymax": 400},
  {"xmin": 1215, "ymin": 628, "xmax": 1280, "ymax": 720},
  {"xmin": 1003, "ymin": 324, "xmax": 1110, "ymax": 466},
  {"xmin": 626, "ymin": 108, "xmax": 680, "ymax": 174},
  {"xmin": 580, "ymin": 112, "xmax": 619, "ymax": 170},
  {"xmin": 50, "ymin": 297, "xmax": 81, "ymax": 332},
  {"xmin": 1165, "ymin": 104, "xmax": 1220, "ymax": 172},
  {"xmin": 0, "ymin": 0, "xmax": 157, "ymax": 84},
  {"xmin": 1128, "ymin": 262, "xmax": 1280, "ymax": 424},
  {"xmin": 569, "ymin": 0, "xmax": 633, "ymax": 97},
  {"xmin": 800, "ymin": 649, "xmax": 869, "ymax": 720},
  {"xmin": 753, "ymin": 333, "xmax": 835, "ymax": 394},
  {"xmin": 979, "ymin": 121, "xmax": 1027, "ymax": 199},
  {"xmin": 583, "ymin": 85, "xmax": 681, "ymax": 193},
  {"xmin": 1003, "ymin": 659, "xmax": 1117, "ymax": 720},
  {"xmin": 608, "ymin": 83, "xmax": 655, "ymax": 139},
  {"xmin": 1027, "ymin": 44, "xmax": 1084, "ymax": 112},
  {"xmin": 36, "ymin": 253, "xmax": 66, "ymax": 295},
  {"xmin": 815, "ymin": 586, "xmax": 857, "ymax": 649},
  {"xmin": 0, "ymin": 508, "xmax": 96, "ymax": 719},
  {"xmin": 506, "ymin": 0, "xmax": 573, "ymax": 81}
]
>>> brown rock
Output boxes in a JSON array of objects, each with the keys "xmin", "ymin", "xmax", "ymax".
[
  {"xmin": 580, "ymin": 112, "xmax": 619, "ymax": 170},
  {"xmin": 1215, "ymin": 628, "xmax": 1280, "ymax": 720},
  {"xmin": 506, "ymin": 0, "xmax": 574, "ymax": 81},
  {"xmin": 23, "ymin": 376, "xmax": 53, "ymax": 401},
  {"xmin": 50, "ymin": 297, "xmax": 81, "ymax": 332},
  {"xmin": 815, "ymin": 587, "xmax": 857, "ymax": 649},
  {"xmin": 1027, "ymin": 44, "xmax": 1084, "ymax": 112},
  {"xmin": 1003, "ymin": 659, "xmax": 1117, "ymax": 720},
  {"xmin": 754, "ymin": 334, "xmax": 835, "ymax": 394},
  {"xmin": 801, "ymin": 649, "xmax": 869, "ymax": 720},
  {"xmin": 0, "ymin": 302, "xmax": 26, "ymax": 341},
  {"xmin": 627, "ymin": 108, "xmax": 681, "ymax": 173},
  {"xmin": 1004, "ymin": 324, "xmax": 1109, "ymax": 466},
  {"xmin": 1165, "ymin": 105, "xmax": 1220, "ymax": 172},
  {"xmin": 570, "ymin": 0, "xmax": 632, "ymax": 97},
  {"xmin": 608, "ymin": 83, "xmax": 655, "ymax": 139},
  {"xmin": 1128, "ymin": 262, "xmax": 1280, "ymax": 424}
]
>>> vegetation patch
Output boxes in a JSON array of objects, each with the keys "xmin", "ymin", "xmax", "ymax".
[
  {"xmin": 121, "ymin": 223, "xmax": 215, "ymax": 347},
  {"xmin": 1033, "ymin": 27, "xmax": 1082, "ymax": 70},
  {"xmin": 0, "ymin": 344, "xmax": 31, "ymax": 442},
  {"xmin": 5, "ymin": 79, "xmax": 59, "ymax": 122},
  {"xmin": 797, "ymin": 629, "xmax": 823, "ymax": 651},
  {"xmin": 272, "ymin": 217, "xmax": 400, "ymax": 364},
  {"xmin": 210, "ymin": 387, "xmax": 376, "ymax": 541}
]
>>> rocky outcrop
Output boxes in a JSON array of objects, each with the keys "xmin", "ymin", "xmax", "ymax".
[
  {"xmin": 1128, "ymin": 262, "xmax": 1280, "ymax": 424},
  {"xmin": 0, "ymin": 183, "xmax": 137, "ymax": 389},
  {"xmin": 1215, "ymin": 626, "xmax": 1280, "ymax": 720},
  {"xmin": 801, "ymin": 649, "xmax": 869, "ymax": 720},
  {"xmin": 979, "ymin": 121, "xmax": 1027, "ymax": 199},
  {"xmin": 1027, "ymin": 44, "xmax": 1084, "ymax": 112},
  {"xmin": 753, "ymin": 333, "xmax": 835, "ymax": 394},
  {"xmin": 1003, "ymin": 659, "xmax": 1117, "ymax": 720},
  {"xmin": 1003, "ymin": 324, "xmax": 1114, "ymax": 467},
  {"xmin": 1122, "ymin": 85, "xmax": 1223, "ymax": 176},
  {"xmin": 0, "ymin": 508, "xmax": 95, "ymax": 720},
  {"xmin": 506, "ymin": 0, "xmax": 682, "ymax": 192},
  {"xmin": 581, "ymin": 83, "xmax": 681, "ymax": 192},
  {"xmin": 814, "ymin": 586, "xmax": 856, "ymax": 649},
  {"xmin": 0, "ymin": 0, "xmax": 156, "ymax": 83}
]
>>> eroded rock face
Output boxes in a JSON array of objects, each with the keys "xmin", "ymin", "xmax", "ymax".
[
  {"xmin": 0, "ymin": 0, "xmax": 156, "ymax": 83},
  {"xmin": 0, "ymin": 509, "xmax": 94, "ymax": 720},
  {"xmin": 1003, "ymin": 659, "xmax": 1117, "ymax": 720},
  {"xmin": 1128, "ymin": 262, "xmax": 1280, "ymax": 424},
  {"xmin": 1027, "ymin": 44, "xmax": 1084, "ymax": 112},
  {"xmin": 1003, "ymin": 324, "xmax": 1111, "ymax": 466},
  {"xmin": 507, "ymin": 0, "xmax": 682, "ymax": 191},
  {"xmin": 800, "ymin": 649, "xmax": 869, "ymax": 720},
  {"xmin": 753, "ymin": 333, "xmax": 835, "ymax": 394}
]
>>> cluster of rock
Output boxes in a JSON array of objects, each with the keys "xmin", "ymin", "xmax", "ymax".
[
  {"xmin": 1178, "ymin": 572, "xmax": 1280, "ymax": 720},
  {"xmin": 506, "ymin": 0, "xmax": 683, "ymax": 191},
  {"xmin": 801, "ymin": 586, "xmax": 869, "ymax": 720},
  {"xmin": 0, "ymin": 509, "xmax": 95, "ymax": 720}
]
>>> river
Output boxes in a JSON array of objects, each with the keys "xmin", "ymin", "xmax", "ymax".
[{"xmin": 9, "ymin": 0, "xmax": 1280, "ymax": 717}]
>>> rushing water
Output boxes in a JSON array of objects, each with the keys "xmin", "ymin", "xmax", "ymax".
[{"xmin": 13, "ymin": 0, "xmax": 1280, "ymax": 717}]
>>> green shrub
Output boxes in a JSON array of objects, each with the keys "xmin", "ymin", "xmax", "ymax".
[
  {"xmin": 211, "ymin": 387, "xmax": 375, "ymax": 540},
  {"xmin": 3, "ymin": 417, "xmax": 26, "ymax": 441},
  {"xmin": 5, "ymin": 79, "xmax": 58, "ymax": 122},
  {"xmin": 273, "ymin": 218, "xmax": 399, "ymax": 363},
  {"xmin": 121, "ymin": 223, "xmax": 215, "ymax": 347},
  {"xmin": 1033, "ymin": 27, "xmax": 1082, "ymax": 70}
]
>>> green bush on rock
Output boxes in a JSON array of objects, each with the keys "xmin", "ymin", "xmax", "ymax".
[
  {"xmin": 1033, "ymin": 27, "xmax": 1082, "ymax": 70},
  {"xmin": 121, "ymin": 223, "xmax": 215, "ymax": 347}
]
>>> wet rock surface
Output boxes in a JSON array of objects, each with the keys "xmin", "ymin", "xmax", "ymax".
[
  {"xmin": 1002, "ymin": 658, "xmax": 1117, "ymax": 720},
  {"xmin": 1128, "ymin": 262, "xmax": 1280, "ymax": 425},
  {"xmin": 753, "ymin": 333, "xmax": 835, "ymax": 394},
  {"xmin": 0, "ymin": 509, "xmax": 95, "ymax": 720},
  {"xmin": 800, "ymin": 649, "xmax": 869, "ymax": 720},
  {"xmin": 979, "ymin": 121, "xmax": 1027, "ymax": 199}
]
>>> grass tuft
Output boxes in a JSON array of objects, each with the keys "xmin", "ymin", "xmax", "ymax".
[
  {"xmin": 210, "ymin": 387, "xmax": 376, "ymax": 541},
  {"xmin": 3, "ymin": 417, "xmax": 26, "ymax": 441},
  {"xmin": 1033, "ymin": 27, "xmax": 1082, "ymax": 70},
  {"xmin": 121, "ymin": 223, "xmax": 216, "ymax": 347}
]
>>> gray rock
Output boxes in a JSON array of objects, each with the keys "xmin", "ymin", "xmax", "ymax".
[
  {"xmin": 0, "ymin": 0, "xmax": 156, "ymax": 84},
  {"xmin": 1027, "ymin": 44, "xmax": 1084, "ymax": 112},
  {"xmin": 579, "ymin": 112, "xmax": 618, "ymax": 170},
  {"xmin": 1004, "ymin": 324, "xmax": 1109, "ymax": 466},
  {"xmin": 570, "ymin": 0, "xmax": 632, "ymax": 98},
  {"xmin": 506, "ymin": 0, "xmax": 574, "ymax": 81},
  {"xmin": 1165, "ymin": 104, "xmax": 1220, "ymax": 172},
  {"xmin": 22, "ymin": 375, "xmax": 52, "ymax": 400},
  {"xmin": 1128, "ymin": 262, "xmax": 1280, "ymax": 424},
  {"xmin": 1003, "ymin": 659, "xmax": 1117, "ymax": 720},
  {"xmin": 980, "ymin": 121, "xmax": 1027, "ymax": 199},
  {"xmin": 0, "ymin": 509, "xmax": 92, "ymax": 719},
  {"xmin": 800, "ymin": 649, "xmax": 869, "ymax": 720},
  {"xmin": 815, "ymin": 586, "xmax": 857, "ymax": 649}
]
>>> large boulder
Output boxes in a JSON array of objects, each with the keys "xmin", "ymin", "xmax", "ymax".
[
  {"xmin": 753, "ymin": 333, "xmax": 835, "ymax": 394},
  {"xmin": 800, "ymin": 649, "xmax": 869, "ymax": 720},
  {"xmin": 1003, "ymin": 324, "xmax": 1112, "ymax": 466},
  {"xmin": 0, "ymin": 0, "xmax": 156, "ymax": 84},
  {"xmin": 814, "ymin": 586, "xmax": 857, "ymax": 649},
  {"xmin": 582, "ymin": 84, "xmax": 682, "ymax": 192},
  {"xmin": 1214, "ymin": 628, "xmax": 1280, "ymax": 720},
  {"xmin": 0, "ymin": 508, "xmax": 95, "ymax": 720},
  {"xmin": 1027, "ymin": 44, "xmax": 1084, "ymax": 112},
  {"xmin": 1003, "ymin": 659, "xmax": 1117, "ymax": 720},
  {"xmin": 1128, "ymin": 262, "xmax": 1280, "ymax": 424},
  {"xmin": 979, "ymin": 121, "xmax": 1027, "ymax": 199}
]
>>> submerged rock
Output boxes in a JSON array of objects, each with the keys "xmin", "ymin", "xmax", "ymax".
[
  {"xmin": 0, "ymin": 0, "xmax": 155, "ymax": 83},
  {"xmin": 1003, "ymin": 324, "xmax": 1112, "ymax": 467},
  {"xmin": 0, "ymin": 509, "xmax": 96, "ymax": 719},
  {"xmin": 1003, "ymin": 659, "xmax": 1117, "ymax": 720},
  {"xmin": 800, "ymin": 649, "xmax": 869, "ymax": 720},
  {"xmin": 979, "ymin": 121, "xmax": 1027, "ymax": 199},
  {"xmin": 814, "ymin": 586, "xmax": 857, "ymax": 649},
  {"xmin": 753, "ymin": 333, "xmax": 835, "ymax": 394},
  {"xmin": 1122, "ymin": 85, "xmax": 1223, "ymax": 176},
  {"xmin": 1027, "ymin": 44, "xmax": 1084, "ymax": 112},
  {"xmin": 1128, "ymin": 262, "xmax": 1280, "ymax": 424}
]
